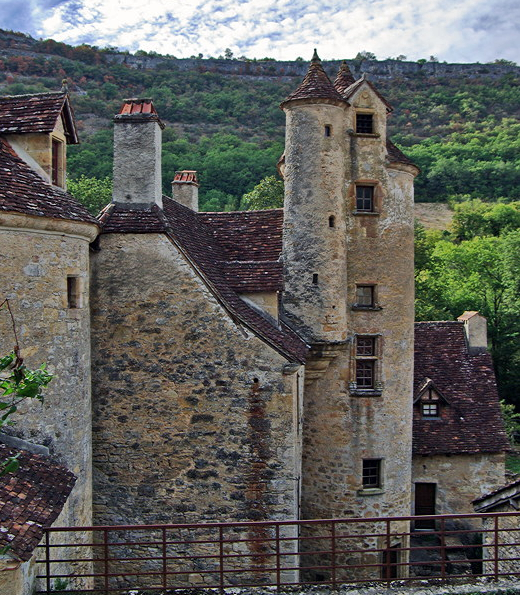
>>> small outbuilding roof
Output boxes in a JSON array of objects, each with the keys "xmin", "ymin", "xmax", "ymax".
[
  {"xmin": 0, "ymin": 445, "xmax": 76, "ymax": 561},
  {"xmin": 413, "ymin": 321, "xmax": 509, "ymax": 456}
]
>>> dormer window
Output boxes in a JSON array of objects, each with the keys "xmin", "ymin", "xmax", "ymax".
[
  {"xmin": 415, "ymin": 379, "xmax": 448, "ymax": 419},
  {"xmin": 356, "ymin": 113, "xmax": 374, "ymax": 134}
]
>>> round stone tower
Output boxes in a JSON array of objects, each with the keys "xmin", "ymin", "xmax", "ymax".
[
  {"xmin": 281, "ymin": 50, "xmax": 349, "ymax": 345},
  {"xmin": 281, "ymin": 55, "xmax": 419, "ymax": 580}
]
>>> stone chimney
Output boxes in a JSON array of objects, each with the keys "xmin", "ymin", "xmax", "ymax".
[
  {"xmin": 112, "ymin": 98, "xmax": 165, "ymax": 209},
  {"xmin": 457, "ymin": 311, "xmax": 488, "ymax": 354},
  {"xmin": 172, "ymin": 170, "xmax": 199, "ymax": 211}
]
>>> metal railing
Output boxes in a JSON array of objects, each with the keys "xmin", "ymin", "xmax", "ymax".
[{"xmin": 36, "ymin": 511, "xmax": 520, "ymax": 594}]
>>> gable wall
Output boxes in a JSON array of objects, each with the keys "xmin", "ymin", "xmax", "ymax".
[{"xmin": 91, "ymin": 232, "xmax": 302, "ymax": 527}]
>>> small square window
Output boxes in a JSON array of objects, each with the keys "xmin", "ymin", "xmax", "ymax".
[
  {"xmin": 356, "ymin": 285, "xmax": 375, "ymax": 307},
  {"xmin": 356, "ymin": 113, "xmax": 373, "ymax": 134},
  {"xmin": 356, "ymin": 186, "xmax": 374, "ymax": 212},
  {"xmin": 362, "ymin": 459, "xmax": 382, "ymax": 488},
  {"xmin": 422, "ymin": 403, "xmax": 439, "ymax": 417}
]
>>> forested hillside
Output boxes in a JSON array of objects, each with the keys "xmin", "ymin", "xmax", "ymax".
[
  {"xmin": 1, "ymin": 30, "xmax": 519, "ymax": 407},
  {"xmin": 1, "ymin": 29, "xmax": 519, "ymax": 211}
]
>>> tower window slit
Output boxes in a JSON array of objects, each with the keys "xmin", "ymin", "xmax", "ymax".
[
  {"xmin": 324, "ymin": 125, "xmax": 332, "ymax": 137},
  {"xmin": 329, "ymin": 215, "xmax": 335, "ymax": 227},
  {"xmin": 312, "ymin": 274, "xmax": 319, "ymax": 284}
]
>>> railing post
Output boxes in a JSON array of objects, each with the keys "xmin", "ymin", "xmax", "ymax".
[
  {"xmin": 385, "ymin": 519, "xmax": 391, "ymax": 586},
  {"xmin": 440, "ymin": 517, "xmax": 446, "ymax": 580},
  {"xmin": 162, "ymin": 527, "xmax": 167, "ymax": 590},
  {"xmin": 494, "ymin": 515, "xmax": 499, "ymax": 581},
  {"xmin": 103, "ymin": 529, "xmax": 109, "ymax": 595},
  {"xmin": 45, "ymin": 529, "xmax": 51, "ymax": 595},
  {"xmin": 275, "ymin": 524, "xmax": 281, "ymax": 590},
  {"xmin": 219, "ymin": 525, "xmax": 224, "ymax": 593},
  {"xmin": 331, "ymin": 521, "xmax": 336, "ymax": 590}
]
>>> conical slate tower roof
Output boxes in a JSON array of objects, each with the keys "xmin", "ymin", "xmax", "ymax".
[
  {"xmin": 334, "ymin": 61, "xmax": 356, "ymax": 96},
  {"xmin": 281, "ymin": 50, "xmax": 345, "ymax": 107}
]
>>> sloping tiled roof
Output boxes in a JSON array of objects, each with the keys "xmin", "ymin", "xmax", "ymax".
[
  {"xmin": 0, "ymin": 138, "xmax": 98, "ymax": 225},
  {"xmin": 281, "ymin": 50, "xmax": 345, "ymax": 107},
  {"xmin": 0, "ymin": 445, "xmax": 76, "ymax": 561},
  {"xmin": 333, "ymin": 61, "xmax": 356, "ymax": 95},
  {"xmin": 386, "ymin": 139, "xmax": 418, "ymax": 169},
  {"xmin": 0, "ymin": 92, "xmax": 78, "ymax": 143},
  {"xmin": 100, "ymin": 199, "xmax": 307, "ymax": 362},
  {"xmin": 413, "ymin": 321, "xmax": 509, "ymax": 456}
]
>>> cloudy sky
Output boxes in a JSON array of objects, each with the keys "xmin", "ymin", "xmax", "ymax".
[{"xmin": 1, "ymin": 0, "xmax": 518, "ymax": 63}]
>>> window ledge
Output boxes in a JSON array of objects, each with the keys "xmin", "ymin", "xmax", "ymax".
[
  {"xmin": 350, "ymin": 389, "xmax": 383, "ymax": 397},
  {"xmin": 351, "ymin": 304, "xmax": 383, "ymax": 311},
  {"xmin": 350, "ymin": 132, "xmax": 380, "ymax": 138},
  {"xmin": 352, "ymin": 210, "xmax": 380, "ymax": 216},
  {"xmin": 357, "ymin": 488, "xmax": 385, "ymax": 496}
]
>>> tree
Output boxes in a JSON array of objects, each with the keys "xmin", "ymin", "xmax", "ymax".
[
  {"xmin": 355, "ymin": 51, "xmax": 377, "ymax": 61},
  {"xmin": 67, "ymin": 175, "xmax": 112, "ymax": 215},
  {"xmin": 241, "ymin": 175, "xmax": 284, "ymax": 210},
  {"xmin": 0, "ymin": 299, "xmax": 53, "ymax": 476}
]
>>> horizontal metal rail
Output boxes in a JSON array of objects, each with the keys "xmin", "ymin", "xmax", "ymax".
[{"xmin": 36, "ymin": 511, "xmax": 520, "ymax": 594}]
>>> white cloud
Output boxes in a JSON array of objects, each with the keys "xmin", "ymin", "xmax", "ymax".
[{"xmin": 3, "ymin": 0, "xmax": 512, "ymax": 62}]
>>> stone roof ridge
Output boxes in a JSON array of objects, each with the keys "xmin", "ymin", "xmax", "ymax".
[
  {"xmin": 333, "ymin": 61, "xmax": 357, "ymax": 95},
  {"xmin": 281, "ymin": 49, "xmax": 346, "ymax": 107}
]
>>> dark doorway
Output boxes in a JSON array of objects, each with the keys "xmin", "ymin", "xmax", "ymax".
[
  {"xmin": 414, "ymin": 482, "xmax": 436, "ymax": 530},
  {"xmin": 381, "ymin": 543, "xmax": 401, "ymax": 578}
]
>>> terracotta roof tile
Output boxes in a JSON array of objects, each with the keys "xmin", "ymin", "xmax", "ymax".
[
  {"xmin": 114, "ymin": 98, "xmax": 164, "ymax": 129},
  {"xmin": 333, "ymin": 61, "xmax": 356, "ymax": 95},
  {"xmin": 173, "ymin": 170, "xmax": 199, "ymax": 185},
  {"xmin": 0, "ymin": 92, "xmax": 78, "ymax": 143},
  {"xmin": 281, "ymin": 50, "xmax": 345, "ymax": 107},
  {"xmin": 0, "ymin": 445, "xmax": 76, "ymax": 561},
  {"xmin": 100, "ymin": 200, "xmax": 307, "ymax": 362},
  {"xmin": 413, "ymin": 321, "xmax": 509, "ymax": 456},
  {"xmin": 0, "ymin": 138, "xmax": 98, "ymax": 225}
]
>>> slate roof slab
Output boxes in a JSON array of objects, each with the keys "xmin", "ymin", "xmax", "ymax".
[
  {"xmin": 0, "ymin": 92, "xmax": 78, "ymax": 143},
  {"xmin": 0, "ymin": 138, "xmax": 97, "ymax": 225},
  {"xmin": 413, "ymin": 321, "xmax": 509, "ymax": 456},
  {"xmin": 0, "ymin": 445, "xmax": 76, "ymax": 561},
  {"xmin": 100, "ymin": 199, "xmax": 307, "ymax": 363}
]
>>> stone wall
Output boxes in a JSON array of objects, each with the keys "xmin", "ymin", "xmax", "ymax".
[
  {"xmin": 90, "ymin": 232, "xmax": 302, "ymax": 587},
  {"xmin": 412, "ymin": 453, "xmax": 506, "ymax": 519},
  {"xmin": 0, "ymin": 215, "xmax": 96, "ymax": 593}
]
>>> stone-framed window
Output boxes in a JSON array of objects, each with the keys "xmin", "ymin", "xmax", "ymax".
[
  {"xmin": 362, "ymin": 458, "xmax": 382, "ymax": 489},
  {"xmin": 356, "ymin": 336, "xmax": 376, "ymax": 388},
  {"xmin": 350, "ymin": 334, "xmax": 383, "ymax": 396},
  {"xmin": 356, "ymin": 185, "xmax": 374, "ymax": 212},
  {"xmin": 356, "ymin": 285, "xmax": 374, "ymax": 307},
  {"xmin": 356, "ymin": 113, "xmax": 374, "ymax": 134},
  {"xmin": 51, "ymin": 137, "xmax": 65, "ymax": 187},
  {"xmin": 67, "ymin": 276, "xmax": 81, "ymax": 309}
]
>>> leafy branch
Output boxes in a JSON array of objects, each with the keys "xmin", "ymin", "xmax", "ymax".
[{"xmin": 0, "ymin": 299, "xmax": 53, "ymax": 476}]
